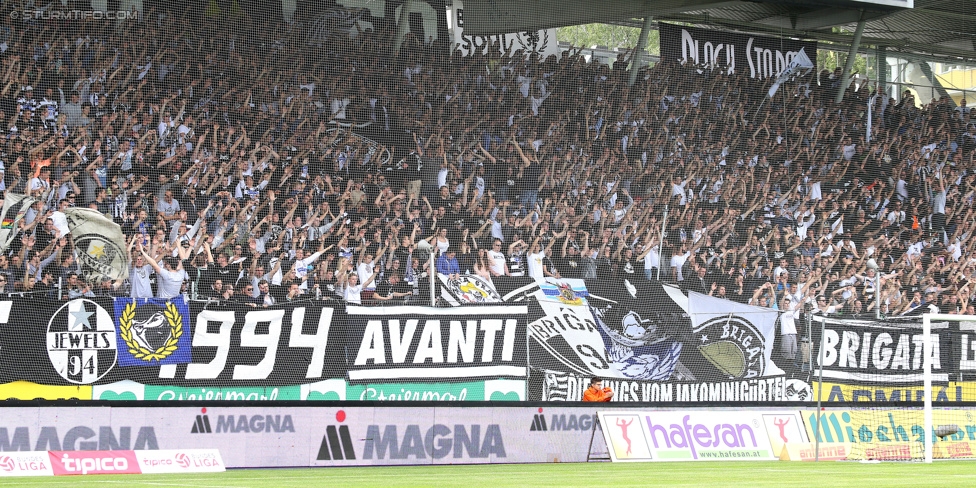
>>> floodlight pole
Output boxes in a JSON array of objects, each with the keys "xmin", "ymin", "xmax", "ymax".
[
  {"xmin": 430, "ymin": 251, "xmax": 436, "ymax": 307},
  {"xmin": 815, "ymin": 313, "xmax": 826, "ymax": 461},
  {"xmin": 923, "ymin": 313, "xmax": 934, "ymax": 464},
  {"xmin": 628, "ymin": 16, "xmax": 654, "ymax": 87},
  {"xmin": 393, "ymin": 0, "xmax": 419, "ymax": 56},
  {"xmin": 656, "ymin": 204, "xmax": 669, "ymax": 280}
]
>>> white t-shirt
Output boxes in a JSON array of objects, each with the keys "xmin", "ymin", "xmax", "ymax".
[
  {"xmin": 29, "ymin": 177, "xmax": 49, "ymax": 193},
  {"xmin": 644, "ymin": 247, "xmax": 660, "ymax": 270},
  {"xmin": 130, "ymin": 264, "xmax": 154, "ymax": 298},
  {"xmin": 780, "ymin": 308, "xmax": 799, "ymax": 335},
  {"xmin": 670, "ymin": 251, "xmax": 690, "ymax": 281},
  {"xmin": 157, "ymin": 198, "xmax": 180, "ymax": 227},
  {"xmin": 527, "ymin": 251, "xmax": 545, "ymax": 281},
  {"xmin": 342, "ymin": 283, "xmax": 363, "ymax": 304},
  {"xmin": 156, "ymin": 268, "xmax": 186, "ymax": 298},
  {"xmin": 488, "ymin": 250, "xmax": 507, "ymax": 275},
  {"xmin": 671, "ymin": 181, "xmax": 687, "ymax": 205},
  {"xmin": 293, "ymin": 252, "xmax": 321, "ymax": 289},
  {"xmin": 357, "ymin": 261, "xmax": 375, "ymax": 290},
  {"xmin": 809, "ymin": 181, "xmax": 822, "ymax": 201},
  {"xmin": 842, "ymin": 144, "xmax": 857, "ymax": 161},
  {"xmin": 50, "ymin": 210, "xmax": 70, "ymax": 237}
]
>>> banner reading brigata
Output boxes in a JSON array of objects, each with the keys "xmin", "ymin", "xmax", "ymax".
[
  {"xmin": 659, "ymin": 23, "xmax": 817, "ymax": 79},
  {"xmin": 809, "ymin": 315, "xmax": 955, "ymax": 384}
]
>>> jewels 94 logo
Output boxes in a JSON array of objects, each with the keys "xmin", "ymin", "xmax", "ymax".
[
  {"xmin": 46, "ymin": 299, "xmax": 116, "ymax": 384},
  {"xmin": 444, "ymin": 274, "xmax": 502, "ymax": 303}
]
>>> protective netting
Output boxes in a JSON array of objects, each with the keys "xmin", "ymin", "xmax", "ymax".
[
  {"xmin": 807, "ymin": 407, "xmax": 976, "ymax": 462},
  {"xmin": 0, "ymin": 2, "xmax": 973, "ymax": 434}
]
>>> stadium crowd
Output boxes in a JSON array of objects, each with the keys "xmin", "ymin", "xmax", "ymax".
[{"xmin": 0, "ymin": 4, "xmax": 973, "ymax": 322}]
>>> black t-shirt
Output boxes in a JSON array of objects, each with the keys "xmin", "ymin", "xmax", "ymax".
[
  {"xmin": 375, "ymin": 280, "xmax": 411, "ymax": 299},
  {"xmin": 522, "ymin": 161, "xmax": 542, "ymax": 191},
  {"xmin": 555, "ymin": 254, "xmax": 582, "ymax": 279},
  {"xmin": 617, "ymin": 257, "xmax": 638, "ymax": 279},
  {"xmin": 206, "ymin": 263, "xmax": 236, "ymax": 289}
]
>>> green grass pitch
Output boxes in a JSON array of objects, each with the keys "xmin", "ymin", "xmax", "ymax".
[{"xmin": 2, "ymin": 461, "xmax": 975, "ymax": 488}]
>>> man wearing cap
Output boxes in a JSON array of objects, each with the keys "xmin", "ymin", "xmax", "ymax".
[
  {"xmin": 16, "ymin": 86, "xmax": 36, "ymax": 116},
  {"xmin": 436, "ymin": 247, "xmax": 460, "ymax": 279},
  {"xmin": 921, "ymin": 288, "xmax": 942, "ymax": 314},
  {"xmin": 28, "ymin": 167, "xmax": 50, "ymax": 196}
]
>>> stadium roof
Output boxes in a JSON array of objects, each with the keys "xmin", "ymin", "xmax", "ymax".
[{"xmin": 457, "ymin": 0, "xmax": 976, "ymax": 62}]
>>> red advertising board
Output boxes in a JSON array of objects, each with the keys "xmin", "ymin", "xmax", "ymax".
[
  {"xmin": 2, "ymin": 449, "xmax": 227, "ymax": 477},
  {"xmin": 48, "ymin": 450, "xmax": 141, "ymax": 476}
]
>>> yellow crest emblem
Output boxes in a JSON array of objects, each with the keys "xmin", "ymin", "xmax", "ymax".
[{"xmin": 119, "ymin": 301, "xmax": 183, "ymax": 362}]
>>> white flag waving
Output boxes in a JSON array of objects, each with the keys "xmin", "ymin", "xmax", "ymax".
[
  {"xmin": 687, "ymin": 291, "xmax": 784, "ymax": 378},
  {"xmin": 767, "ymin": 47, "xmax": 815, "ymax": 98},
  {"xmin": 0, "ymin": 193, "xmax": 36, "ymax": 253},
  {"xmin": 65, "ymin": 207, "xmax": 130, "ymax": 282}
]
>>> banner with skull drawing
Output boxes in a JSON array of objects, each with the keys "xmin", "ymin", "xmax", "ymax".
[
  {"xmin": 526, "ymin": 279, "xmax": 785, "ymax": 395},
  {"xmin": 527, "ymin": 278, "xmax": 688, "ymax": 382}
]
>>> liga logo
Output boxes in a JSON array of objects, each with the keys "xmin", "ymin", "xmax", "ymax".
[
  {"xmin": 116, "ymin": 299, "xmax": 186, "ymax": 364},
  {"xmin": 694, "ymin": 315, "xmax": 766, "ymax": 379},
  {"xmin": 175, "ymin": 453, "xmax": 190, "ymax": 468},
  {"xmin": 46, "ymin": 299, "xmax": 116, "ymax": 384},
  {"xmin": 0, "ymin": 455, "xmax": 14, "ymax": 472}
]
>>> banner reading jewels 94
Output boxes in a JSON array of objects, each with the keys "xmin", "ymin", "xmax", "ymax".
[{"xmin": 0, "ymin": 298, "xmax": 347, "ymax": 387}]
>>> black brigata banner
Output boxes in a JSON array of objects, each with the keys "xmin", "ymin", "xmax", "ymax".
[
  {"xmin": 810, "ymin": 315, "xmax": 956, "ymax": 384},
  {"xmin": 659, "ymin": 23, "xmax": 817, "ymax": 80}
]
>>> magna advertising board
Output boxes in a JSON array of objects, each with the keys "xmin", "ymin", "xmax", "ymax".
[{"xmin": 0, "ymin": 406, "xmax": 816, "ymax": 468}]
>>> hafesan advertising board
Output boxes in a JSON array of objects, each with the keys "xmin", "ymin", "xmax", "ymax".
[{"xmin": 597, "ymin": 411, "xmax": 807, "ymax": 462}]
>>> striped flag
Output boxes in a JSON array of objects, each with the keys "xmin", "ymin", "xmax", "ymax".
[{"xmin": 0, "ymin": 193, "xmax": 36, "ymax": 252}]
